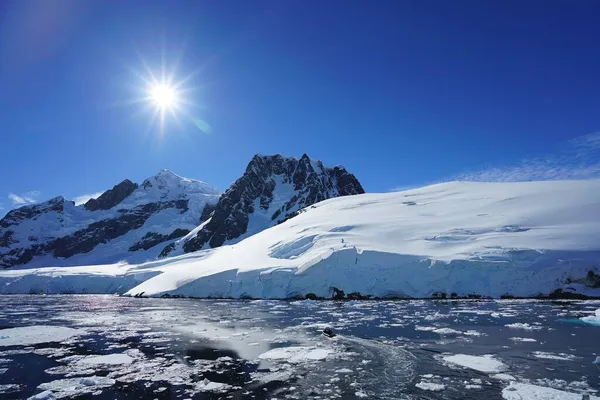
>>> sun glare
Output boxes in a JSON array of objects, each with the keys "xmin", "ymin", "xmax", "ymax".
[
  {"xmin": 124, "ymin": 50, "xmax": 211, "ymax": 136},
  {"xmin": 149, "ymin": 83, "xmax": 178, "ymax": 110}
]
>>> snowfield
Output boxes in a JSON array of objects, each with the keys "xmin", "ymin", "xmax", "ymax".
[{"xmin": 1, "ymin": 180, "xmax": 600, "ymax": 298}]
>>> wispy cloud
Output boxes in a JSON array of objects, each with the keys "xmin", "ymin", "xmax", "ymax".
[
  {"xmin": 389, "ymin": 184, "xmax": 427, "ymax": 192},
  {"xmin": 454, "ymin": 132, "xmax": 600, "ymax": 182},
  {"xmin": 72, "ymin": 191, "xmax": 103, "ymax": 206},
  {"xmin": 8, "ymin": 190, "xmax": 41, "ymax": 206}
]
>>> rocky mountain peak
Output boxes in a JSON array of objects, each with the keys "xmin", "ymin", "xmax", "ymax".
[
  {"xmin": 175, "ymin": 153, "xmax": 364, "ymax": 255},
  {"xmin": 84, "ymin": 179, "xmax": 138, "ymax": 211}
]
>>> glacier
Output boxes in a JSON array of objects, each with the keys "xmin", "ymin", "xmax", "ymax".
[{"xmin": 1, "ymin": 180, "xmax": 600, "ymax": 298}]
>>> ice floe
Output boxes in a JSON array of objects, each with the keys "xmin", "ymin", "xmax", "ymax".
[
  {"xmin": 0, "ymin": 326, "xmax": 83, "ymax": 346},
  {"xmin": 76, "ymin": 353, "xmax": 134, "ymax": 365},
  {"xmin": 415, "ymin": 381, "xmax": 445, "ymax": 391},
  {"xmin": 510, "ymin": 337, "xmax": 537, "ymax": 342},
  {"xmin": 580, "ymin": 308, "xmax": 600, "ymax": 326},
  {"xmin": 442, "ymin": 354, "xmax": 508, "ymax": 373},
  {"xmin": 505, "ymin": 322, "xmax": 543, "ymax": 331},
  {"xmin": 502, "ymin": 382, "xmax": 600, "ymax": 400},
  {"xmin": 531, "ymin": 351, "xmax": 579, "ymax": 361},
  {"xmin": 35, "ymin": 376, "xmax": 116, "ymax": 399},
  {"xmin": 258, "ymin": 346, "xmax": 332, "ymax": 363}
]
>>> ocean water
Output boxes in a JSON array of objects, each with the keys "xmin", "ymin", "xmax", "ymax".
[{"xmin": 0, "ymin": 295, "xmax": 598, "ymax": 399}]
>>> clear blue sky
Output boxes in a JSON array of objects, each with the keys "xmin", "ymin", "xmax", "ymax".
[{"xmin": 1, "ymin": 0, "xmax": 600, "ymax": 212}]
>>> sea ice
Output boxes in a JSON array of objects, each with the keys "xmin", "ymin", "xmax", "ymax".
[
  {"xmin": 76, "ymin": 354, "xmax": 134, "ymax": 365},
  {"xmin": 442, "ymin": 354, "xmax": 509, "ymax": 373},
  {"xmin": 415, "ymin": 381, "xmax": 445, "ymax": 391},
  {"xmin": 505, "ymin": 323, "xmax": 542, "ymax": 331},
  {"xmin": 531, "ymin": 351, "xmax": 579, "ymax": 361},
  {"xmin": 36, "ymin": 376, "xmax": 115, "ymax": 399},
  {"xmin": 0, "ymin": 326, "xmax": 83, "ymax": 347},
  {"xmin": 510, "ymin": 337, "xmax": 537, "ymax": 342},
  {"xmin": 258, "ymin": 346, "xmax": 332, "ymax": 363},
  {"xmin": 502, "ymin": 382, "xmax": 600, "ymax": 400},
  {"xmin": 580, "ymin": 309, "xmax": 600, "ymax": 326}
]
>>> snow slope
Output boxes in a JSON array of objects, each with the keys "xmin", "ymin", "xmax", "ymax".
[{"xmin": 2, "ymin": 180, "xmax": 600, "ymax": 298}]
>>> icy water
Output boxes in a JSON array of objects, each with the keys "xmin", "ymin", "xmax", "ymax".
[{"xmin": 0, "ymin": 296, "xmax": 599, "ymax": 399}]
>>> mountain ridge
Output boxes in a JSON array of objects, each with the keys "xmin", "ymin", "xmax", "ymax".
[{"xmin": 0, "ymin": 154, "xmax": 364, "ymax": 268}]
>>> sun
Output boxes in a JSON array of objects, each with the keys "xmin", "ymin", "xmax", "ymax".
[{"xmin": 149, "ymin": 83, "xmax": 178, "ymax": 110}]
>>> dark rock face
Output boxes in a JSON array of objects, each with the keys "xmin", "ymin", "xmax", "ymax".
[
  {"xmin": 200, "ymin": 203, "xmax": 216, "ymax": 223},
  {"xmin": 52, "ymin": 200, "xmax": 188, "ymax": 258},
  {"xmin": 179, "ymin": 154, "xmax": 364, "ymax": 254},
  {"xmin": 129, "ymin": 228, "xmax": 190, "ymax": 252},
  {"xmin": 84, "ymin": 179, "xmax": 138, "ymax": 211}
]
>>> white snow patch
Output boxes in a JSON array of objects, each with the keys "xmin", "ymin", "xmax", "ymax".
[
  {"xmin": 443, "ymin": 354, "xmax": 508, "ymax": 373},
  {"xmin": 0, "ymin": 326, "xmax": 83, "ymax": 347}
]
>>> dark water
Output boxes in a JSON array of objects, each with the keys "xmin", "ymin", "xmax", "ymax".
[{"xmin": 0, "ymin": 295, "xmax": 598, "ymax": 399}]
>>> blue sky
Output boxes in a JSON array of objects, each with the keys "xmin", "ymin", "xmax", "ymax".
[{"xmin": 1, "ymin": 0, "xmax": 600, "ymax": 213}]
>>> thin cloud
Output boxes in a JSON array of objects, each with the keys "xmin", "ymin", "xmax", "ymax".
[
  {"xmin": 8, "ymin": 190, "xmax": 41, "ymax": 206},
  {"xmin": 454, "ymin": 132, "xmax": 600, "ymax": 182},
  {"xmin": 389, "ymin": 184, "xmax": 427, "ymax": 192},
  {"xmin": 72, "ymin": 191, "xmax": 103, "ymax": 206}
]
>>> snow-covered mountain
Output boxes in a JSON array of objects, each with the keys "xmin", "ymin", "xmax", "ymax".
[
  {"xmin": 159, "ymin": 153, "xmax": 364, "ymax": 257},
  {"xmin": 0, "ymin": 154, "xmax": 363, "ymax": 269},
  {"xmin": 0, "ymin": 170, "xmax": 220, "ymax": 268},
  {"xmin": 1, "ymin": 180, "xmax": 599, "ymax": 298}
]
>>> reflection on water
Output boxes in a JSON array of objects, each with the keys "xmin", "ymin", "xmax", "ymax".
[{"xmin": 0, "ymin": 295, "xmax": 598, "ymax": 399}]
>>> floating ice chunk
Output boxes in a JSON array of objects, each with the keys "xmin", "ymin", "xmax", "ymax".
[
  {"xmin": 502, "ymin": 382, "xmax": 600, "ymax": 400},
  {"xmin": 465, "ymin": 384, "xmax": 482, "ymax": 389},
  {"xmin": 443, "ymin": 354, "xmax": 508, "ymax": 373},
  {"xmin": 464, "ymin": 330, "xmax": 483, "ymax": 336},
  {"xmin": 27, "ymin": 390, "xmax": 55, "ymax": 400},
  {"xmin": 335, "ymin": 368, "xmax": 353, "ymax": 373},
  {"xmin": 76, "ymin": 354, "xmax": 134, "ymax": 365},
  {"xmin": 491, "ymin": 373, "xmax": 516, "ymax": 381},
  {"xmin": 0, "ymin": 326, "xmax": 83, "ymax": 347},
  {"xmin": 510, "ymin": 337, "xmax": 537, "ymax": 342},
  {"xmin": 594, "ymin": 356, "xmax": 600, "ymax": 364},
  {"xmin": 416, "ymin": 382, "xmax": 445, "ymax": 391},
  {"xmin": 0, "ymin": 384, "xmax": 21, "ymax": 394},
  {"xmin": 433, "ymin": 328, "xmax": 462, "ymax": 335},
  {"xmin": 195, "ymin": 378, "xmax": 227, "ymax": 392},
  {"xmin": 532, "ymin": 351, "xmax": 579, "ymax": 361},
  {"xmin": 36, "ymin": 376, "xmax": 115, "ymax": 399},
  {"xmin": 414, "ymin": 326, "xmax": 437, "ymax": 332},
  {"xmin": 258, "ymin": 346, "xmax": 331, "ymax": 363},
  {"xmin": 580, "ymin": 309, "xmax": 600, "ymax": 326},
  {"xmin": 505, "ymin": 323, "xmax": 542, "ymax": 331},
  {"xmin": 355, "ymin": 391, "xmax": 368, "ymax": 398}
]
